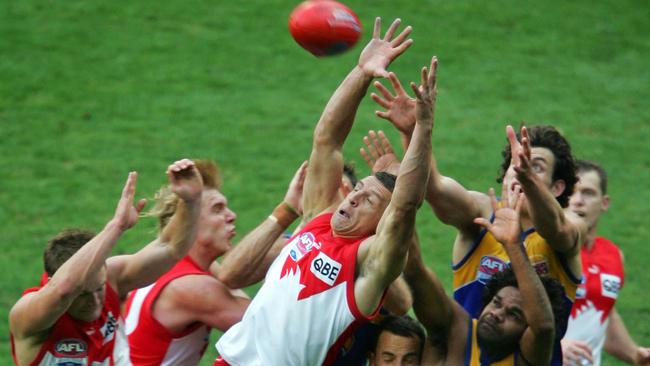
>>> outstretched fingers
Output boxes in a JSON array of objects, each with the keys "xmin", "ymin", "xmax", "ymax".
[
  {"xmin": 388, "ymin": 72, "xmax": 407, "ymax": 95},
  {"xmin": 390, "ymin": 25, "xmax": 412, "ymax": 46},
  {"xmin": 360, "ymin": 147, "xmax": 374, "ymax": 170},
  {"xmin": 427, "ymin": 56, "xmax": 438, "ymax": 90},
  {"xmin": 377, "ymin": 131, "xmax": 394, "ymax": 155},
  {"xmin": 372, "ymin": 17, "xmax": 381, "ymax": 39},
  {"xmin": 373, "ymin": 81, "xmax": 394, "ymax": 102},
  {"xmin": 121, "ymin": 171, "xmax": 138, "ymax": 201},
  {"xmin": 383, "ymin": 18, "xmax": 401, "ymax": 41}
]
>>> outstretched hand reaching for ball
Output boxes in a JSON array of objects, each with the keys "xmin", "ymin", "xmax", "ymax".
[{"xmin": 358, "ymin": 17, "xmax": 413, "ymax": 78}]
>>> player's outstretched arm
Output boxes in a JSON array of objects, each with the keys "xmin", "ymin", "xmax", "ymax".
[
  {"xmin": 216, "ymin": 161, "xmax": 307, "ymax": 288},
  {"xmin": 10, "ymin": 171, "xmax": 145, "ymax": 339},
  {"xmin": 474, "ymin": 184, "xmax": 555, "ymax": 365},
  {"xmin": 510, "ymin": 125, "xmax": 585, "ymax": 256},
  {"xmin": 302, "ymin": 17, "xmax": 413, "ymax": 222},
  {"xmin": 355, "ymin": 57, "xmax": 435, "ymax": 316},
  {"xmin": 107, "ymin": 159, "xmax": 203, "ymax": 298},
  {"xmin": 403, "ymin": 233, "xmax": 469, "ymax": 362},
  {"xmin": 371, "ymin": 70, "xmax": 488, "ymax": 237}
]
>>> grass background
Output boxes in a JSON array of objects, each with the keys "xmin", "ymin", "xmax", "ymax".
[{"xmin": 1, "ymin": 0, "xmax": 648, "ymax": 364}]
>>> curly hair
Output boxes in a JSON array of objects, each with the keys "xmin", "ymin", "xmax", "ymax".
[
  {"xmin": 44, "ymin": 229, "xmax": 96, "ymax": 276},
  {"xmin": 497, "ymin": 125, "xmax": 577, "ymax": 208},
  {"xmin": 148, "ymin": 159, "xmax": 221, "ymax": 231},
  {"xmin": 482, "ymin": 267, "xmax": 568, "ymax": 337}
]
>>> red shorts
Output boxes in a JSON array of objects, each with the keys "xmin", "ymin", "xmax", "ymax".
[{"xmin": 212, "ymin": 357, "xmax": 231, "ymax": 366}]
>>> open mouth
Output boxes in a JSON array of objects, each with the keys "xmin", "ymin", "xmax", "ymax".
[{"xmin": 338, "ymin": 209, "xmax": 350, "ymax": 219}]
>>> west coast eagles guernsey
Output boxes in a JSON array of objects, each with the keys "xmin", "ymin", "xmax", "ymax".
[
  {"xmin": 216, "ymin": 213, "xmax": 381, "ymax": 366},
  {"xmin": 453, "ymin": 224, "xmax": 581, "ymax": 366},
  {"xmin": 565, "ymin": 237, "xmax": 624, "ymax": 366},
  {"xmin": 124, "ymin": 256, "xmax": 211, "ymax": 366},
  {"xmin": 10, "ymin": 283, "xmax": 121, "ymax": 366}
]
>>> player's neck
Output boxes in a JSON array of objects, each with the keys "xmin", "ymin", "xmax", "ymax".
[
  {"xmin": 584, "ymin": 227, "xmax": 599, "ymax": 250},
  {"xmin": 189, "ymin": 248, "xmax": 216, "ymax": 271}
]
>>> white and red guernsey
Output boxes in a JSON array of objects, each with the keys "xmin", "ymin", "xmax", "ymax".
[
  {"xmin": 124, "ymin": 257, "xmax": 210, "ymax": 366},
  {"xmin": 216, "ymin": 213, "xmax": 382, "ymax": 366},
  {"xmin": 565, "ymin": 236, "xmax": 625, "ymax": 366},
  {"xmin": 10, "ymin": 283, "xmax": 121, "ymax": 366}
]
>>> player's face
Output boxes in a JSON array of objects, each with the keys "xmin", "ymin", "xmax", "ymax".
[
  {"xmin": 197, "ymin": 188, "xmax": 237, "ymax": 254},
  {"xmin": 68, "ymin": 265, "xmax": 107, "ymax": 322},
  {"xmin": 569, "ymin": 170, "xmax": 608, "ymax": 231},
  {"xmin": 332, "ymin": 176, "xmax": 391, "ymax": 238},
  {"xmin": 369, "ymin": 331, "xmax": 421, "ymax": 366},
  {"xmin": 477, "ymin": 286, "xmax": 527, "ymax": 348},
  {"xmin": 503, "ymin": 147, "xmax": 565, "ymax": 212}
]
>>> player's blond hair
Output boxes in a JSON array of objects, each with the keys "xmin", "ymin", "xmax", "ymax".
[{"xmin": 148, "ymin": 159, "xmax": 221, "ymax": 231}]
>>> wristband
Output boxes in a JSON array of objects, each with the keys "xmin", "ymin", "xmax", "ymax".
[{"xmin": 269, "ymin": 201, "xmax": 299, "ymax": 228}]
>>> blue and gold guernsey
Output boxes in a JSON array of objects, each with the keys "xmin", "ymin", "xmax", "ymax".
[
  {"xmin": 453, "ymin": 222, "xmax": 581, "ymax": 366},
  {"xmin": 465, "ymin": 319, "xmax": 517, "ymax": 366}
]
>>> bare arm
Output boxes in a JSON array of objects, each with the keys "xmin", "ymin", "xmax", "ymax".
[
  {"xmin": 403, "ymin": 233, "xmax": 469, "ymax": 361},
  {"xmin": 107, "ymin": 159, "xmax": 203, "ymax": 298},
  {"xmin": 475, "ymin": 186, "xmax": 555, "ymax": 365},
  {"xmin": 511, "ymin": 125, "xmax": 585, "ymax": 256},
  {"xmin": 605, "ymin": 308, "xmax": 650, "ymax": 365},
  {"xmin": 355, "ymin": 57, "xmax": 436, "ymax": 316},
  {"xmin": 371, "ymin": 71, "xmax": 487, "ymax": 236},
  {"xmin": 302, "ymin": 17, "xmax": 413, "ymax": 222},
  {"xmin": 10, "ymin": 172, "xmax": 144, "ymax": 339},
  {"xmin": 156, "ymin": 275, "xmax": 250, "ymax": 333},
  {"xmin": 215, "ymin": 162, "xmax": 306, "ymax": 288}
]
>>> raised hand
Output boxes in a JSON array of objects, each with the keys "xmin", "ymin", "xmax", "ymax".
[
  {"xmin": 371, "ymin": 72, "xmax": 416, "ymax": 135},
  {"xmin": 284, "ymin": 161, "xmax": 308, "ymax": 215},
  {"xmin": 507, "ymin": 125, "xmax": 532, "ymax": 173},
  {"xmin": 358, "ymin": 17, "xmax": 413, "ymax": 78},
  {"xmin": 473, "ymin": 179, "xmax": 523, "ymax": 246},
  {"xmin": 114, "ymin": 171, "xmax": 147, "ymax": 231},
  {"xmin": 561, "ymin": 339, "xmax": 594, "ymax": 366},
  {"xmin": 167, "ymin": 159, "xmax": 204, "ymax": 203},
  {"xmin": 409, "ymin": 56, "xmax": 438, "ymax": 129},
  {"xmin": 359, "ymin": 130, "xmax": 400, "ymax": 175}
]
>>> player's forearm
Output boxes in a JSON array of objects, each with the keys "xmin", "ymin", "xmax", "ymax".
[
  {"xmin": 391, "ymin": 120, "xmax": 432, "ymax": 210},
  {"xmin": 217, "ymin": 214, "xmax": 291, "ymax": 288},
  {"xmin": 504, "ymin": 240, "xmax": 555, "ymax": 335},
  {"xmin": 403, "ymin": 236, "xmax": 454, "ymax": 335},
  {"xmin": 605, "ymin": 308, "xmax": 638, "ymax": 363},
  {"xmin": 52, "ymin": 219, "xmax": 126, "ymax": 296},
  {"xmin": 521, "ymin": 176, "xmax": 576, "ymax": 252},
  {"xmin": 160, "ymin": 199, "xmax": 202, "ymax": 260},
  {"xmin": 313, "ymin": 66, "xmax": 372, "ymax": 150}
]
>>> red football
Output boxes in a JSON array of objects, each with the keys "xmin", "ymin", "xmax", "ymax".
[{"xmin": 288, "ymin": 0, "xmax": 362, "ymax": 57}]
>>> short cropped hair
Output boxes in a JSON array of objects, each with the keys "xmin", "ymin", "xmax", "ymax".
[
  {"xmin": 149, "ymin": 159, "xmax": 221, "ymax": 231},
  {"xmin": 375, "ymin": 172, "xmax": 397, "ymax": 193},
  {"xmin": 497, "ymin": 125, "xmax": 577, "ymax": 208},
  {"xmin": 343, "ymin": 162, "xmax": 358, "ymax": 188},
  {"xmin": 482, "ymin": 267, "xmax": 568, "ymax": 336},
  {"xmin": 44, "ymin": 229, "xmax": 96, "ymax": 276},
  {"xmin": 372, "ymin": 314, "xmax": 426, "ymax": 361},
  {"xmin": 576, "ymin": 159, "xmax": 608, "ymax": 195}
]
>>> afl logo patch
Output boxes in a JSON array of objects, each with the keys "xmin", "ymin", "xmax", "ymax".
[
  {"xmin": 477, "ymin": 256, "xmax": 507, "ymax": 283},
  {"xmin": 54, "ymin": 338, "xmax": 87, "ymax": 357}
]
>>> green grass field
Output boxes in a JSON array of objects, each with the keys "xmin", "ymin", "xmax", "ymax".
[{"xmin": 1, "ymin": 0, "xmax": 649, "ymax": 364}]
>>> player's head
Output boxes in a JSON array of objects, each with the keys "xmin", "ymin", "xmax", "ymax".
[
  {"xmin": 44, "ymin": 229, "xmax": 107, "ymax": 322},
  {"xmin": 369, "ymin": 314, "xmax": 425, "ymax": 366},
  {"xmin": 498, "ymin": 125, "xmax": 577, "ymax": 208},
  {"xmin": 331, "ymin": 172, "xmax": 395, "ymax": 238},
  {"xmin": 150, "ymin": 159, "xmax": 236, "ymax": 255},
  {"xmin": 478, "ymin": 267, "xmax": 566, "ymax": 354},
  {"xmin": 569, "ymin": 160, "xmax": 609, "ymax": 231}
]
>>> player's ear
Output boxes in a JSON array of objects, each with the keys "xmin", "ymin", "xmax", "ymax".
[
  {"xmin": 550, "ymin": 179, "xmax": 566, "ymax": 198},
  {"xmin": 601, "ymin": 194, "xmax": 610, "ymax": 212}
]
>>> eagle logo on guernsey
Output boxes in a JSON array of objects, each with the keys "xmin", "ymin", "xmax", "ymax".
[
  {"xmin": 477, "ymin": 256, "xmax": 507, "ymax": 283},
  {"xmin": 53, "ymin": 338, "xmax": 87, "ymax": 357}
]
